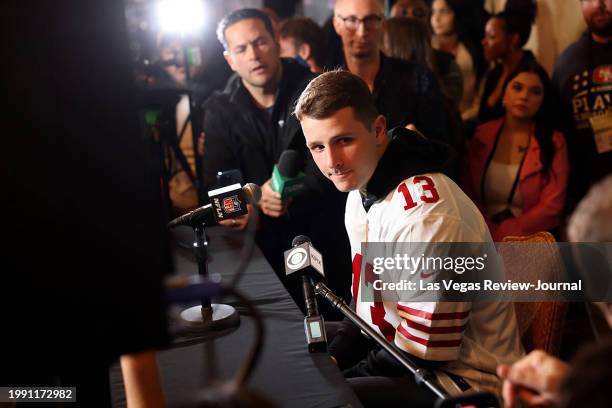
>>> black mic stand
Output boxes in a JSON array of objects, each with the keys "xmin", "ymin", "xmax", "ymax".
[
  {"xmin": 180, "ymin": 223, "xmax": 239, "ymax": 330},
  {"xmin": 315, "ymin": 282, "xmax": 500, "ymax": 407}
]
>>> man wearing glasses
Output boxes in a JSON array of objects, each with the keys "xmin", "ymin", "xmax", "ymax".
[{"xmin": 333, "ymin": 0, "xmax": 452, "ymax": 146}]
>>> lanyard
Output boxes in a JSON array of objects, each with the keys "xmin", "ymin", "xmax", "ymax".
[{"xmin": 481, "ymin": 124, "xmax": 532, "ymax": 208}]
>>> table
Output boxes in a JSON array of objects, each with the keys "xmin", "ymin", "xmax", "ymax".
[{"xmin": 110, "ymin": 226, "xmax": 361, "ymax": 407}]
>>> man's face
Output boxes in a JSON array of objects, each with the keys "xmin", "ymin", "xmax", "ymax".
[
  {"xmin": 223, "ymin": 18, "xmax": 281, "ymax": 89},
  {"xmin": 581, "ymin": 0, "xmax": 612, "ymax": 38},
  {"xmin": 301, "ymin": 107, "xmax": 386, "ymax": 192},
  {"xmin": 333, "ymin": 0, "xmax": 384, "ymax": 60},
  {"xmin": 279, "ymin": 36, "xmax": 299, "ymax": 58}
]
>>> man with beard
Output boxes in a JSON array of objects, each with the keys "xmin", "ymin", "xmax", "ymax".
[
  {"xmin": 552, "ymin": 0, "xmax": 612, "ymax": 210},
  {"xmin": 333, "ymin": 0, "xmax": 452, "ymax": 146}
]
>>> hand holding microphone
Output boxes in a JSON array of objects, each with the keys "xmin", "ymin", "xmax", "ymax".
[
  {"xmin": 260, "ymin": 180, "xmax": 291, "ymax": 218},
  {"xmin": 260, "ymin": 150, "xmax": 306, "ymax": 218},
  {"xmin": 168, "ymin": 183, "xmax": 261, "ymax": 228}
]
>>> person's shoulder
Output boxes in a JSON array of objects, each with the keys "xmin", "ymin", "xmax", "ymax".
[
  {"xmin": 202, "ymin": 89, "xmax": 235, "ymax": 117},
  {"xmin": 558, "ymin": 32, "xmax": 590, "ymax": 61},
  {"xmin": 383, "ymin": 55, "xmax": 427, "ymax": 75},
  {"xmin": 554, "ymin": 32, "xmax": 589, "ymax": 75},
  {"xmin": 386, "ymin": 173, "xmax": 488, "ymax": 240},
  {"xmin": 282, "ymin": 58, "xmax": 315, "ymax": 84},
  {"xmin": 281, "ymin": 58, "xmax": 316, "ymax": 100},
  {"xmin": 433, "ymin": 49, "xmax": 455, "ymax": 71},
  {"xmin": 475, "ymin": 117, "xmax": 504, "ymax": 136}
]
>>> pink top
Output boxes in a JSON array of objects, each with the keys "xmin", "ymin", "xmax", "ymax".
[{"xmin": 462, "ymin": 118, "xmax": 570, "ymax": 241}]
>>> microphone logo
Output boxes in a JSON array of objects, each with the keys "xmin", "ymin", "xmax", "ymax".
[
  {"xmin": 222, "ymin": 196, "xmax": 242, "ymax": 213},
  {"xmin": 286, "ymin": 247, "xmax": 308, "ymax": 270}
]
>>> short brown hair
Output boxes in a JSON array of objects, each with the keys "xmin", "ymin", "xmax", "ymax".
[
  {"xmin": 279, "ymin": 17, "xmax": 324, "ymax": 68},
  {"xmin": 294, "ymin": 70, "xmax": 379, "ymax": 128}
]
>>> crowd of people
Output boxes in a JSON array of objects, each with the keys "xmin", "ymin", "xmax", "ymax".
[{"xmin": 145, "ymin": 0, "xmax": 612, "ymax": 406}]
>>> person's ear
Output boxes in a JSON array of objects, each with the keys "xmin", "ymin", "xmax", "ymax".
[
  {"xmin": 223, "ymin": 51, "xmax": 237, "ymax": 72},
  {"xmin": 297, "ymin": 43, "xmax": 311, "ymax": 61},
  {"xmin": 510, "ymin": 32, "xmax": 521, "ymax": 50},
  {"xmin": 373, "ymin": 114, "xmax": 387, "ymax": 145}
]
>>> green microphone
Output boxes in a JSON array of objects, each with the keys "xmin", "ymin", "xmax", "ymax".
[{"xmin": 271, "ymin": 150, "xmax": 306, "ymax": 198}]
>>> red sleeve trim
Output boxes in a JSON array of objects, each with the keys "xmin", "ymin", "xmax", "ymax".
[
  {"xmin": 404, "ymin": 319, "xmax": 466, "ymax": 334},
  {"xmin": 397, "ymin": 325, "xmax": 462, "ymax": 347},
  {"xmin": 397, "ymin": 304, "xmax": 470, "ymax": 320}
]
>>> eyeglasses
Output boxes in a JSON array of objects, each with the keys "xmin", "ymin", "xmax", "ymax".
[{"xmin": 336, "ymin": 14, "xmax": 383, "ymax": 31}]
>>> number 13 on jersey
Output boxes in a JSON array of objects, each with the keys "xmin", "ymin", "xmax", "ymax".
[{"xmin": 397, "ymin": 176, "xmax": 440, "ymax": 210}]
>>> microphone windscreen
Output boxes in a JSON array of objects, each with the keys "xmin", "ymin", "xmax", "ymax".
[
  {"xmin": 243, "ymin": 183, "xmax": 262, "ymax": 204},
  {"xmin": 277, "ymin": 150, "xmax": 303, "ymax": 178},
  {"xmin": 292, "ymin": 235, "xmax": 311, "ymax": 247}
]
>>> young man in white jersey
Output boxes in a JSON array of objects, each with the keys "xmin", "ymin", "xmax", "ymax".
[{"xmin": 294, "ymin": 70, "xmax": 523, "ymax": 407}]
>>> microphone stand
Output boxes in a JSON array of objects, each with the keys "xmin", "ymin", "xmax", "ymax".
[
  {"xmin": 315, "ymin": 282, "xmax": 500, "ymax": 407},
  {"xmin": 179, "ymin": 222, "xmax": 239, "ymax": 330}
]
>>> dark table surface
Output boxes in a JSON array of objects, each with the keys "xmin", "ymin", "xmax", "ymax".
[{"xmin": 110, "ymin": 226, "xmax": 361, "ymax": 408}]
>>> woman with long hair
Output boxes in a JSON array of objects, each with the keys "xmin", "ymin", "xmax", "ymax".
[
  {"xmin": 463, "ymin": 58, "xmax": 569, "ymax": 241},
  {"xmin": 430, "ymin": 0, "xmax": 484, "ymax": 119},
  {"xmin": 383, "ymin": 16, "xmax": 462, "ymax": 106},
  {"xmin": 479, "ymin": 0, "xmax": 537, "ymax": 122}
]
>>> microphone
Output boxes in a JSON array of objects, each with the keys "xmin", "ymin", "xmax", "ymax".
[
  {"xmin": 271, "ymin": 150, "xmax": 306, "ymax": 198},
  {"xmin": 168, "ymin": 183, "xmax": 261, "ymax": 228},
  {"xmin": 284, "ymin": 235, "xmax": 327, "ymax": 352}
]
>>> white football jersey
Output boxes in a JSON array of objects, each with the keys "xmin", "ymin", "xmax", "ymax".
[{"xmin": 345, "ymin": 172, "xmax": 524, "ymax": 396}]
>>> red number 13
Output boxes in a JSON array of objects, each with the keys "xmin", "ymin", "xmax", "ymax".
[{"xmin": 397, "ymin": 176, "xmax": 440, "ymax": 210}]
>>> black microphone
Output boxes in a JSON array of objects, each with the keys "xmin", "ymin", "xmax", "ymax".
[
  {"xmin": 284, "ymin": 235, "xmax": 327, "ymax": 352},
  {"xmin": 168, "ymin": 183, "xmax": 261, "ymax": 228}
]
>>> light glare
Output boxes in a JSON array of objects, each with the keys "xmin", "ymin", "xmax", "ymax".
[{"xmin": 157, "ymin": 0, "xmax": 205, "ymax": 34}]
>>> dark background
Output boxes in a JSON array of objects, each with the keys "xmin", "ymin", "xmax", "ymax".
[{"xmin": 2, "ymin": 0, "xmax": 170, "ymax": 404}]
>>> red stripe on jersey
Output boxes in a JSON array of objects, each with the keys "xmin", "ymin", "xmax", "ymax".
[
  {"xmin": 351, "ymin": 253, "xmax": 362, "ymax": 299},
  {"xmin": 397, "ymin": 325, "xmax": 462, "ymax": 348},
  {"xmin": 404, "ymin": 319, "xmax": 465, "ymax": 334},
  {"xmin": 397, "ymin": 304, "xmax": 470, "ymax": 320}
]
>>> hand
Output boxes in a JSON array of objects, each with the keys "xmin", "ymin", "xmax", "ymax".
[
  {"xmin": 197, "ymin": 131, "xmax": 205, "ymax": 156},
  {"xmin": 497, "ymin": 350, "xmax": 570, "ymax": 408},
  {"xmin": 330, "ymin": 356, "xmax": 338, "ymax": 365},
  {"xmin": 260, "ymin": 179, "xmax": 291, "ymax": 217},
  {"xmin": 218, "ymin": 204, "xmax": 253, "ymax": 231}
]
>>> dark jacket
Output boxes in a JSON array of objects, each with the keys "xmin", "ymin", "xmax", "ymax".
[
  {"xmin": 201, "ymin": 58, "xmax": 315, "ymax": 190},
  {"xmin": 342, "ymin": 53, "xmax": 452, "ymax": 146},
  {"xmin": 201, "ymin": 59, "xmax": 352, "ymax": 316}
]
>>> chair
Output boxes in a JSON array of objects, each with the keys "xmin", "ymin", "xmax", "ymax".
[{"xmin": 499, "ymin": 232, "xmax": 568, "ymax": 355}]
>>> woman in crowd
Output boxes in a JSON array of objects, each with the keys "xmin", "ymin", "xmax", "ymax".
[
  {"xmin": 479, "ymin": 0, "xmax": 537, "ymax": 122},
  {"xmin": 463, "ymin": 58, "xmax": 568, "ymax": 241},
  {"xmin": 383, "ymin": 16, "xmax": 463, "ymax": 177},
  {"xmin": 430, "ymin": 0, "xmax": 483, "ymax": 120},
  {"xmin": 383, "ymin": 16, "xmax": 462, "ymax": 107}
]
